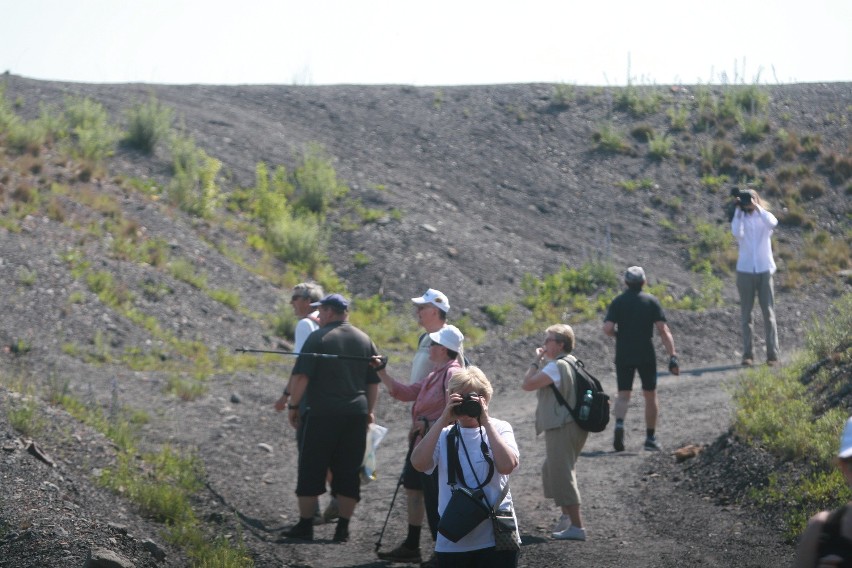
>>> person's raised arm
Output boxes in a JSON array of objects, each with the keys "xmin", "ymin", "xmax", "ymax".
[
  {"xmin": 411, "ymin": 393, "xmax": 459, "ymax": 472},
  {"xmin": 521, "ymin": 347, "xmax": 554, "ymax": 391},
  {"xmin": 479, "ymin": 398, "xmax": 519, "ymax": 475}
]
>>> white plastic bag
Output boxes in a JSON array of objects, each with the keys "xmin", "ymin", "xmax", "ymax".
[{"xmin": 360, "ymin": 423, "xmax": 388, "ymax": 484}]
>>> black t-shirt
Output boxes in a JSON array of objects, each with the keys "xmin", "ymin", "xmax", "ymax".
[
  {"xmin": 292, "ymin": 320, "xmax": 380, "ymax": 416},
  {"xmin": 604, "ymin": 288, "xmax": 666, "ymax": 365}
]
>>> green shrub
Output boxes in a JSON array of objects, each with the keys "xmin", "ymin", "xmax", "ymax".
[
  {"xmin": 805, "ymin": 294, "xmax": 851, "ymax": 359},
  {"xmin": 209, "ymin": 289, "xmax": 240, "ymax": 310},
  {"xmin": 266, "ymin": 212, "xmax": 327, "ymax": 268},
  {"xmin": 168, "ymin": 258, "xmax": 208, "ymax": 289},
  {"xmin": 292, "ymin": 143, "xmax": 348, "ymax": 214},
  {"xmin": 168, "ymin": 134, "xmax": 222, "ymax": 218},
  {"xmin": 647, "ymin": 133, "xmax": 673, "ymax": 160},
  {"xmin": 125, "ymin": 96, "xmax": 173, "ymax": 154},
  {"xmin": 667, "ymin": 104, "xmax": 690, "ymax": 131},
  {"xmin": 593, "ymin": 123, "xmax": 631, "ymax": 154},
  {"xmin": 62, "ymin": 96, "xmax": 120, "ymax": 165},
  {"xmin": 551, "ymin": 83, "xmax": 575, "ymax": 108},
  {"xmin": 482, "ymin": 303, "xmax": 513, "ymax": 325},
  {"xmin": 614, "ymin": 84, "xmax": 661, "ymax": 117},
  {"xmin": 739, "ymin": 115, "xmax": 769, "ymax": 142},
  {"xmin": 687, "ymin": 221, "xmax": 737, "ymax": 274}
]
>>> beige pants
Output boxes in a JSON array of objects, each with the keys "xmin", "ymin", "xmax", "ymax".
[{"xmin": 542, "ymin": 421, "xmax": 588, "ymax": 507}]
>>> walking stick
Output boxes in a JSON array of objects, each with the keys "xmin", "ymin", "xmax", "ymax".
[
  {"xmin": 235, "ymin": 347, "xmax": 377, "ymax": 362},
  {"xmin": 375, "ymin": 435, "xmax": 417, "ymax": 554}
]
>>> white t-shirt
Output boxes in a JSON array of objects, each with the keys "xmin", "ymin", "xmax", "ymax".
[
  {"xmin": 426, "ymin": 418, "xmax": 520, "ymax": 552},
  {"xmin": 294, "ymin": 311, "xmax": 320, "ymax": 353},
  {"xmin": 541, "ymin": 360, "xmax": 562, "ymax": 387},
  {"xmin": 409, "ymin": 332, "xmax": 433, "ymax": 384}
]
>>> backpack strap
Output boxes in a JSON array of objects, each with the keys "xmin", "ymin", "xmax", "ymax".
[{"xmin": 549, "ymin": 356, "xmax": 576, "ymax": 412}]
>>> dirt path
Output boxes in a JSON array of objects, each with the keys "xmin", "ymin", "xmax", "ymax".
[{"xmin": 198, "ymin": 358, "xmax": 795, "ymax": 568}]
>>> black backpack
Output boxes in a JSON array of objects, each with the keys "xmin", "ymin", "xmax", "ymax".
[{"xmin": 550, "ymin": 355, "xmax": 611, "ymax": 433}]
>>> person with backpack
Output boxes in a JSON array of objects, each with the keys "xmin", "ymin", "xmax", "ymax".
[
  {"xmin": 521, "ymin": 323, "xmax": 589, "ymax": 541},
  {"xmin": 793, "ymin": 416, "xmax": 852, "ymax": 567},
  {"xmin": 603, "ymin": 266, "xmax": 679, "ymax": 452}
]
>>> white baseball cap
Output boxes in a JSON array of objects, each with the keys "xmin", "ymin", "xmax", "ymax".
[
  {"xmin": 839, "ymin": 416, "xmax": 852, "ymax": 459},
  {"xmin": 429, "ymin": 325, "xmax": 464, "ymax": 352},
  {"xmin": 411, "ymin": 288, "xmax": 450, "ymax": 313}
]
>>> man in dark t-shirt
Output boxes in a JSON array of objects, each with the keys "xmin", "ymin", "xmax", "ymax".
[
  {"xmin": 282, "ymin": 293, "xmax": 380, "ymax": 543},
  {"xmin": 603, "ymin": 267, "xmax": 679, "ymax": 453}
]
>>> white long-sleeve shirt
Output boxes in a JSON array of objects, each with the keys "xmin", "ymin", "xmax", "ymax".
[{"xmin": 731, "ymin": 207, "xmax": 778, "ymax": 274}]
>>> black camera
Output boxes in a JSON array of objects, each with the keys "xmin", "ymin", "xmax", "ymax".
[
  {"xmin": 736, "ymin": 189, "xmax": 753, "ymax": 207},
  {"xmin": 453, "ymin": 393, "xmax": 482, "ymax": 418}
]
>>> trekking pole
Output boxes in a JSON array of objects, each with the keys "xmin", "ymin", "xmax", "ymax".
[
  {"xmin": 375, "ymin": 435, "xmax": 417, "ymax": 554},
  {"xmin": 235, "ymin": 347, "xmax": 376, "ymax": 362},
  {"xmin": 375, "ymin": 465, "xmax": 406, "ymax": 554}
]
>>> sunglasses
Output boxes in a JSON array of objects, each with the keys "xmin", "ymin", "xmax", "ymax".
[{"xmin": 429, "ymin": 341, "xmax": 443, "ymax": 348}]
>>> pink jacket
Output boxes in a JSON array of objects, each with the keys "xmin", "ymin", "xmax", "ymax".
[{"xmin": 387, "ymin": 359, "xmax": 462, "ymax": 425}]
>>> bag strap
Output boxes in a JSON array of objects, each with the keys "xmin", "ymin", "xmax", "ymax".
[
  {"xmin": 549, "ymin": 356, "xmax": 576, "ymax": 412},
  {"xmin": 446, "ymin": 423, "xmax": 494, "ymax": 490},
  {"xmin": 489, "ymin": 480, "xmax": 511, "ymax": 513}
]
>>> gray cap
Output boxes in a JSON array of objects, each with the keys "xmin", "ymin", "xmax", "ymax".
[{"xmin": 625, "ymin": 266, "xmax": 646, "ymax": 283}]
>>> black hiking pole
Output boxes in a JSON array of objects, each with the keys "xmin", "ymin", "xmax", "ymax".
[
  {"xmin": 235, "ymin": 347, "xmax": 377, "ymax": 362},
  {"xmin": 375, "ymin": 435, "xmax": 417, "ymax": 554},
  {"xmin": 375, "ymin": 464, "xmax": 406, "ymax": 554}
]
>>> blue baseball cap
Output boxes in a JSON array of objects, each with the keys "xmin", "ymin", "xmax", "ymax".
[{"xmin": 310, "ymin": 293, "xmax": 349, "ymax": 310}]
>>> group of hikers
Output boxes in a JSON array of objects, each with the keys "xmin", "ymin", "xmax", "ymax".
[{"xmin": 266, "ymin": 188, "xmax": 849, "ymax": 567}]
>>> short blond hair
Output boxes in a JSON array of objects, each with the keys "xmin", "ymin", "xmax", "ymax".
[
  {"xmin": 447, "ymin": 366, "xmax": 493, "ymax": 403},
  {"xmin": 546, "ymin": 324, "xmax": 575, "ymax": 354}
]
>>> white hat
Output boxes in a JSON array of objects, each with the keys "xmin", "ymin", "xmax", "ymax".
[
  {"xmin": 429, "ymin": 325, "xmax": 464, "ymax": 353},
  {"xmin": 625, "ymin": 266, "xmax": 646, "ymax": 284},
  {"xmin": 839, "ymin": 417, "xmax": 852, "ymax": 459},
  {"xmin": 411, "ymin": 288, "xmax": 450, "ymax": 313}
]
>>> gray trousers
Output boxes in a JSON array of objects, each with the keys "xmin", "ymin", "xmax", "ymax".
[{"xmin": 736, "ymin": 271, "xmax": 779, "ymax": 361}]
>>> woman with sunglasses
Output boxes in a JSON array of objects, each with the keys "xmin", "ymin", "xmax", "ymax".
[
  {"xmin": 521, "ymin": 324, "xmax": 588, "ymax": 541},
  {"xmin": 372, "ymin": 325, "xmax": 465, "ymax": 566}
]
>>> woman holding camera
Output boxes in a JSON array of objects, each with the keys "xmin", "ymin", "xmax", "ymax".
[
  {"xmin": 731, "ymin": 188, "xmax": 780, "ymax": 366},
  {"xmin": 521, "ymin": 324, "xmax": 588, "ymax": 541},
  {"xmin": 411, "ymin": 366, "xmax": 521, "ymax": 567}
]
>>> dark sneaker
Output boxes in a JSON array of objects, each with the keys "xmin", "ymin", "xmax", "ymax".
[
  {"xmin": 377, "ymin": 542, "xmax": 422, "ymax": 563},
  {"xmin": 421, "ymin": 552, "xmax": 438, "ymax": 568},
  {"xmin": 613, "ymin": 427, "xmax": 625, "ymax": 452},
  {"xmin": 332, "ymin": 523, "xmax": 349, "ymax": 543},
  {"xmin": 644, "ymin": 437, "xmax": 662, "ymax": 451},
  {"xmin": 280, "ymin": 521, "xmax": 313, "ymax": 541}
]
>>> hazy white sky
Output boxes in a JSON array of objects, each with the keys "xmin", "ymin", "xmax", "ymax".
[{"xmin": 2, "ymin": 0, "xmax": 851, "ymax": 87}]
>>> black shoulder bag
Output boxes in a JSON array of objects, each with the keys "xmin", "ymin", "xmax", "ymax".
[{"xmin": 436, "ymin": 423, "xmax": 494, "ymax": 542}]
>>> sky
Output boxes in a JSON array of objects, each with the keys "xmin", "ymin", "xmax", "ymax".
[{"xmin": 2, "ymin": 0, "xmax": 851, "ymax": 87}]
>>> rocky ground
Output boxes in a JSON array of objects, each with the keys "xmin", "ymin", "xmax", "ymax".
[{"xmin": 0, "ymin": 75, "xmax": 849, "ymax": 567}]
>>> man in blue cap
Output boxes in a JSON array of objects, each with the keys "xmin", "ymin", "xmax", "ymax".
[{"xmin": 281, "ymin": 294, "xmax": 381, "ymax": 543}]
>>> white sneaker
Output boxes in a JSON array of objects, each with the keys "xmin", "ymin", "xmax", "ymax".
[
  {"xmin": 552, "ymin": 514, "xmax": 571, "ymax": 534},
  {"xmin": 552, "ymin": 525, "xmax": 586, "ymax": 541}
]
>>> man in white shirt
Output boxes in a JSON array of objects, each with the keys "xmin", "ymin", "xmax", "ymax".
[{"xmin": 731, "ymin": 189, "xmax": 780, "ymax": 366}]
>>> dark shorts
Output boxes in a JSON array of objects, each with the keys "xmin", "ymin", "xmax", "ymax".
[
  {"xmin": 615, "ymin": 362, "xmax": 657, "ymax": 392},
  {"xmin": 402, "ymin": 457, "xmax": 424, "ymax": 490},
  {"xmin": 296, "ymin": 413, "xmax": 367, "ymax": 500}
]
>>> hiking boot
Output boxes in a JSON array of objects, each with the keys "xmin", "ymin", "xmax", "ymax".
[
  {"xmin": 552, "ymin": 525, "xmax": 586, "ymax": 541},
  {"xmin": 741, "ymin": 358, "xmax": 753, "ymax": 367},
  {"xmin": 323, "ymin": 498, "xmax": 340, "ymax": 523},
  {"xmin": 613, "ymin": 427, "xmax": 625, "ymax": 452},
  {"xmin": 644, "ymin": 437, "xmax": 662, "ymax": 451},
  {"xmin": 332, "ymin": 522, "xmax": 349, "ymax": 543},
  {"xmin": 552, "ymin": 514, "xmax": 571, "ymax": 534},
  {"xmin": 420, "ymin": 552, "xmax": 438, "ymax": 568},
  {"xmin": 280, "ymin": 520, "xmax": 313, "ymax": 541},
  {"xmin": 377, "ymin": 542, "xmax": 422, "ymax": 563},
  {"xmin": 766, "ymin": 359, "xmax": 778, "ymax": 367}
]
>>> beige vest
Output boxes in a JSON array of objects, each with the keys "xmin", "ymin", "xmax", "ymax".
[{"xmin": 534, "ymin": 355, "xmax": 578, "ymax": 435}]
